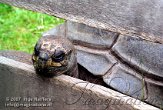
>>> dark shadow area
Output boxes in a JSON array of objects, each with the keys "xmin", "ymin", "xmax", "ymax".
[{"xmin": 78, "ymin": 64, "xmax": 109, "ymax": 87}]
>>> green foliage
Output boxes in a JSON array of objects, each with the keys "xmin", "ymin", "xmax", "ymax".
[{"xmin": 0, "ymin": 3, "xmax": 64, "ymax": 54}]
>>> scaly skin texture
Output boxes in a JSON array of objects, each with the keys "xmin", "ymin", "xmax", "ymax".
[{"xmin": 32, "ymin": 35, "xmax": 79, "ymax": 78}]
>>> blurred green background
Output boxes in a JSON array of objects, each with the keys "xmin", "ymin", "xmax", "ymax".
[{"xmin": 0, "ymin": 3, "xmax": 64, "ymax": 54}]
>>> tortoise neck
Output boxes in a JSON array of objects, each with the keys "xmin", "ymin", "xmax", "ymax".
[{"xmin": 65, "ymin": 58, "xmax": 79, "ymax": 78}]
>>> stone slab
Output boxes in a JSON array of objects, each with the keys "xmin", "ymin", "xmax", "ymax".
[
  {"xmin": 1, "ymin": 0, "xmax": 163, "ymax": 43},
  {"xmin": 0, "ymin": 56, "xmax": 159, "ymax": 110},
  {"xmin": 43, "ymin": 21, "xmax": 119, "ymax": 49}
]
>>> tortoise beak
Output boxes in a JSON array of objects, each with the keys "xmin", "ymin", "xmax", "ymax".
[
  {"xmin": 39, "ymin": 52, "xmax": 49, "ymax": 61},
  {"xmin": 37, "ymin": 59, "xmax": 47, "ymax": 68},
  {"xmin": 36, "ymin": 52, "xmax": 49, "ymax": 68}
]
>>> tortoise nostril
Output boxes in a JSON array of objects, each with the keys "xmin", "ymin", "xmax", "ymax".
[{"xmin": 39, "ymin": 53, "xmax": 49, "ymax": 61}]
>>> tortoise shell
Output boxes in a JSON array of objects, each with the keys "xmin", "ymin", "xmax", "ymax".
[{"xmin": 43, "ymin": 21, "xmax": 163, "ymax": 108}]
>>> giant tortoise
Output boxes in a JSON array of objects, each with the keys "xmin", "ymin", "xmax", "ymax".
[{"xmin": 0, "ymin": 21, "xmax": 162, "ymax": 108}]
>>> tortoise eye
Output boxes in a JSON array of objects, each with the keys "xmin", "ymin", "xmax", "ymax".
[
  {"xmin": 52, "ymin": 50, "xmax": 65, "ymax": 62},
  {"xmin": 34, "ymin": 43, "xmax": 40, "ymax": 56}
]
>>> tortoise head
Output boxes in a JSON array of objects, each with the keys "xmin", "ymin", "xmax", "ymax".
[{"xmin": 32, "ymin": 35, "xmax": 76, "ymax": 77}]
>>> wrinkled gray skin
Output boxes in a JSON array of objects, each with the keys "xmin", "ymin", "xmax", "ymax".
[{"xmin": 32, "ymin": 35, "xmax": 78, "ymax": 78}]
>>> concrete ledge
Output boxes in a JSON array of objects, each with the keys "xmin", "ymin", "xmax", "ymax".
[
  {"xmin": 0, "ymin": 56, "xmax": 160, "ymax": 110},
  {"xmin": 0, "ymin": 0, "xmax": 163, "ymax": 43}
]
